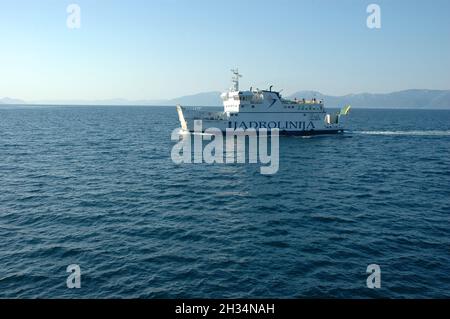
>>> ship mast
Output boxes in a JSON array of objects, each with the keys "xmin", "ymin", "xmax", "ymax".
[{"xmin": 230, "ymin": 68, "xmax": 242, "ymax": 92}]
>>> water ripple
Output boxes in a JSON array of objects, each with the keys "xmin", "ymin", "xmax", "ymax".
[{"xmin": 1, "ymin": 107, "xmax": 450, "ymax": 298}]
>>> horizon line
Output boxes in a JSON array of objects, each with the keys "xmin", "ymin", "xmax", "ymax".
[{"xmin": 1, "ymin": 88, "xmax": 450, "ymax": 104}]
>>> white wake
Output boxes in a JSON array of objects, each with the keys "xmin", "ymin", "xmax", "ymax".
[{"xmin": 352, "ymin": 130, "xmax": 450, "ymax": 136}]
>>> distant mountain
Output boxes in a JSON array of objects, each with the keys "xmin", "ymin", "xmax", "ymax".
[
  {"xmin": 2, "ymin": 89, "xmax": 450, "ymax": 108},
  {"xmin": 166, "ymin": 91, "xmax": 222, "ymax": 107},
  {"xmin": 287, "ymin": 89, "xmax": 450, "ymax": 108},
  {"xmin": 26, "ymin": 98, "xmax": 167, "ymax": 106},
  {"xmin": 19, "ymin": 93, "xmax": 221, "ymax": 107},
  {"xmin": 0, "ymin": 97, "xmax": 26, "ymax": 105}
]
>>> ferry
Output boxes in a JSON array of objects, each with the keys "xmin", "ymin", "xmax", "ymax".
[{"xmin": 176, "ymin": 69, "xmax": 351, "ymax": 135}]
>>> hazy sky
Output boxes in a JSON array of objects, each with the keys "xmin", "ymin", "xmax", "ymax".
[{"xmin": 1, "ymin": 0, "xmax": 449, "ymax": 101}]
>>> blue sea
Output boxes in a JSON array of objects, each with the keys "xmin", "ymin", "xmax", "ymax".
[{"xmin": 1, "ymin": 106, "xmax": 449, "ymax": 298}]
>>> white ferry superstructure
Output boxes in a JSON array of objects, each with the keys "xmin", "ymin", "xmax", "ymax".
[{"xmin": 176, "ymin": 69, "xmax": 351, "ymax": 135}]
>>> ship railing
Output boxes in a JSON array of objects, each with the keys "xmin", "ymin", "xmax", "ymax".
[{"xmin": 182, "ymin": 106, "xmax": 228, "ymax": 121}]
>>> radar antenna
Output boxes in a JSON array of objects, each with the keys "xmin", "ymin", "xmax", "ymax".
[{"xmin": 230, "ymin": 68, "xmax": 242, "ymax": 92}]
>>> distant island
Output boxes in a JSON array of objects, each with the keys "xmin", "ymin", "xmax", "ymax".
[
  {"xmin": 2, "ymin": 89, "xmax": 450, "ymax": 109},
  {"xmin": 0, "ymin": 97, "xmax": 27, "ymax": 105}
]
